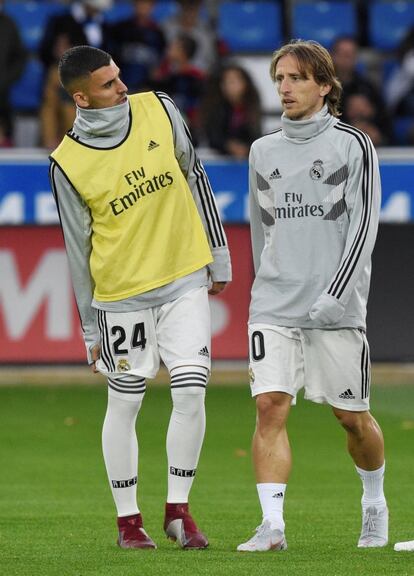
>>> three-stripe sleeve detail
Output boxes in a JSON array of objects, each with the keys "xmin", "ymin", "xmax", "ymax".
[
  {"xmin": 328, "ymin": 123, "xmax": 374, "ymax": 300},
  {"xmin": 170, "ymin": 370, "xmax": 208, "ymax": 390},
  {"xmin": 192, "ymin": 155, "xmax": 226, "ymax": 248}
]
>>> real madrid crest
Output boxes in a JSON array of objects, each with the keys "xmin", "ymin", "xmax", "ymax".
[
  {"xmin": 117, "ymin": 358, "xmax": 131, "ymax": 372},
  {"xmin": 309, "ymin": 159, "xmax": 324, "ymax": 180},
  {"xmin": 249, "ymin": 367, "xmax": 255, "ymax": 385}
]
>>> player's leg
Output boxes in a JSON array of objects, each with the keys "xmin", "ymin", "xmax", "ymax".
[
  {"xmin": 253, "ymin": 392, "xmax": 292, "ymax": 484},
  {"xmin": 332, "ymin": 408, "xmax": 387, "ymax": 547},
  {"xmin": 157, "ymin": 287, "xmax": 210, "ymax": 549},
  {"xmin": 164, "ymin": 367, "xmax": 209, "ymax": 548},
  {"xmin": 238, "ymin": 325, "xmax": 304, "ymax": 552},
  {"xmin": 333, "ymin": 329, "xmax": 387, "ymax": 548},
  {"xmin": 102, "ymin": 383, "xmax": 157, "ymax": 548},
  {"xmin": 167, "ymin": 367, "xmax": 208, "ymax": 503},
  {"xmin": 332, "ymin": 409, "xmax": 384, "ymax": 470},
  {"xmin": 253, "ymin": 390, "xmax": 292, "ymax": 516},
  {"xmin": 96, "ymin": 309, "xmax": 159, "ymax": 548},
  {"xmin": 303, "ymin": 328, "xmax": 388, "ymax": 548}
]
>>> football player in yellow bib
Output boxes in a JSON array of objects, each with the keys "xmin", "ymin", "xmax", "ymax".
[{"xmin": 50, "ymin": 45, "xmax": 231, "ymax": 550}]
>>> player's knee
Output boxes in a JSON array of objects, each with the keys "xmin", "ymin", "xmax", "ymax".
[
  {"xmin": 106, "ymin": 387, "xmax": 145, "ymax": 423},
  {"xmin": 333, "ymin": 408, "xmax": 367, "ymax": 437},
  {"xmin": 171, "ymin": 386, "xmax": 205, "ymax": 417},
  {"xmin": 105, "ymin": 379, "xmax": 146, "ymax": 428},
  {"xmin": 256, "ymin": 392, "xmax": 290, "ymax": 428}
]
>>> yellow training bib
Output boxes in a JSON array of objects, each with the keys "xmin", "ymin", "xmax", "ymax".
[{"xmin": 51, "ymin": 93, "xmax": 213, "ymax": 301}]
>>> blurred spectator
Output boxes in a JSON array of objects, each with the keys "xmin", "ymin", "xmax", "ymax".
[
  {"xmin": 161, "ymin": 0, "xmax": 220, "ymax": 73},
  {"xmin": 385, "ymin": 27, "xmax": 414, "ymax": 116},
  {"xmin": 39, "ymin": 0, "xmax": 112, "ymax": 70},
  {"xmin": 330, "ymin": 35, "xmax": 393, "ymax": 145},
  {"xmin": 39, "ymin": 33, "xmax": 76, "ymax": 149},
  {"xmin": 106, "ymin": 0, "xmax": 166, "ymax": 93},
  {"xmin": 200, "ymin": 64, "xmax": 261, "ymax": 159},
  {"xmin": 342, "ymin": 92, "xmax": 393, "ymax": 147},
  {"xmin": 0, "ymin": 0, "xmax": 27, "ymax": 141},
  {"xmin": 330, "ymin": 36, "xmax": 384, "ymax": 116},
  {"xmin": 153, "ymin": 34, "xmax": 206, "ymax": 141}
]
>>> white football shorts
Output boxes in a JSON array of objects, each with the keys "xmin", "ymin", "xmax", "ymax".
[
  {"xmin": 96, "ymin": 286, "xmax": 211, "ymax": 379},
  {"xmin": 248, "ymin": 323, "xmax": 371, "ymax": 411}
]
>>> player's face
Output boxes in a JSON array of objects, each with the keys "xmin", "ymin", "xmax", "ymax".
[
  {"xmin": 74, "ymin": 60, "xmax": 128, "ymax": 109},
  {"xmin": 275, "ymin": 54, "xmax": 331, "ymax": 120}
]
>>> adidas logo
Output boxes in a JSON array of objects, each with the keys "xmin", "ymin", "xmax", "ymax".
[
  {"xmin": 272, "ymin": 492, "xmax": 284, "ymax": 498},
  {"xmin": 198, "ymin": 346, "xmax": 210, "ymax": 358},
  {"xmin": 269, "ymin": 168, "xmax": 282, "ymax": 180},
  {"xmin": 147, "ymin": 140, "xmax": 159, "ymax": 151},
  {"xmin": 339, "ymin": 388, "xmax": 355, "ymax": 399}
]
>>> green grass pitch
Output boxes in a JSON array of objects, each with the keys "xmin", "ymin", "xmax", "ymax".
[{"xmin": 0, "ymin": 377, "xmax": 413, "ymax": 576}]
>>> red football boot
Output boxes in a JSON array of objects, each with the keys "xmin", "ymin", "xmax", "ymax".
[
  {"xmin": 164, "ymin": 503, "xmax": 209, "ymax": 549},
  {"xmin": 117, "ymin": 513, "xmax": 157, "ymax": 549}
]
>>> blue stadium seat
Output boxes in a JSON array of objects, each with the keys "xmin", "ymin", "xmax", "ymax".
[
  {"xmin": 368, "ymin": 1, "xmax": 414, "ymax": 51},
  {"xmin": 4, "ymin": 0, "xmax": 66, "ymax": 52},
  {"xmin": 218, "ymin": 1, "xmax": 283, "ymax": 53},
  {"xmin": 103, "ymin": 1, "xmax": 134, "ymax": 24},
  {"xmin": 152, "ymin": 0, "xmax": 178, "ymax": 23},
  {"xmin": 292, "ymin": 1, "xmax": 357, "ymax": 48},
  {"xmin": 10, "ymin": 57, "xmax": 45, "ymax": 111},
  {"xmin": 393, "ymin": 116, "xmax": 414, "ymax": 145}
]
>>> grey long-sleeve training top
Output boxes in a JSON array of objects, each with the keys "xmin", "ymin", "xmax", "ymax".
[{"xmin": 249, "ymin": 105, "xmax": 381, "ymax": 331}]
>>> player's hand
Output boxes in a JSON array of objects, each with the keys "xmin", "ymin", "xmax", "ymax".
[
  {"xmin": 208, "ymin": 281, "xmax": 227, "ymax": 295},
  {"xmin": 90, "ymin": 344, "xmax": 101, "ymax": 373}
]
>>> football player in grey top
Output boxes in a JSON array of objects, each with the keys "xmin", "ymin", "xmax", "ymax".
[{"xmin": 238, "ymin": 40, "xmax": 388, "ymax": 553}]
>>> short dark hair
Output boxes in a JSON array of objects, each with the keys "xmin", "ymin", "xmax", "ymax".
[{"xmin": 58, "ymin": 45, "xmax": 112, "ymax": 93}]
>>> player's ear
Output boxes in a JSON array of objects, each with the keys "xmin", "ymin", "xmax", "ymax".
[
  {"xmin": 320, "ymin": 83, "xmax": 332, "ymax": 97},
  {"xmin": 73, "ymin": 90, "xmax": 90, "ymax": 108}
]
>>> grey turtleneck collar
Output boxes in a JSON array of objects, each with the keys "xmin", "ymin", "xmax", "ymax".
[
  {"xmin": 73, "ymin": 99, "xmax": 130, "ymax": 145},
  {"xmin": 281, "ymin": 104, "xmax": 337, "ymax": 142}
]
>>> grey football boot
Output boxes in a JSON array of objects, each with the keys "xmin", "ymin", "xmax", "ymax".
[
  {"xmin": 358, "ymin": 505, "xmax": 389, "ymax": 548},
  {"xmin": 237, "ymin": 520, "xmax": 287, "ymax": 552}
]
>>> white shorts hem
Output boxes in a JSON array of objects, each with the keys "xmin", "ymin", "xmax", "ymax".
[
  {"xmin": 251, "ymin": 386, "xmax": 294, "ymax": 399},
  {"xmin": 305, "ymin": 391, "xmax": 369, "ymax": 411},
  {"xmin": 97, "ymin": 365, "xmax": 157, "ymax": 380},
  {"xmin": 327, "ymin": 400, "xmax": 370, "ymax": 412},
  {"xmin": 127, "ymin": 368, "xmax": 158, "ymax": 379},
  {"xmin": 168, "ymin": 359, "xmax": 211, "ymax": 373}
]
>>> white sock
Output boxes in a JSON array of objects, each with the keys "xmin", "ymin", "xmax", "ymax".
[
  {"xmin": 102, "ymin": 387, "xmax": 144, "ymax": 517},
  {"xmin": 166, "ymin": 366, "xmax": 208, "ymax": 503},
  {"xmin": 355, "ymin": 463, "xmax": 386, "ymax": 508},
  {"xmin": 257, "ymin": 483, "xmax": 286, "ymax": 531}
]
